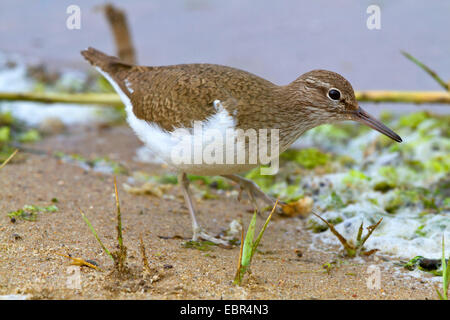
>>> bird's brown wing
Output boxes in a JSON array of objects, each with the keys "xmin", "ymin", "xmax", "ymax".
[
  {"xmin": 82, "ymin": 47, "xmax": 277, "ymax": 132},
  {"xmin": 126, "ymin": 63, "xmax": 279, "ymax": 131},
  {"xmin": 126, "ymin": 64, "xmax": 239, "ymax": 131}
]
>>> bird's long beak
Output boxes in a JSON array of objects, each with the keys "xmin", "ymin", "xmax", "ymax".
[{"xmin": 350, "ymin": 107, "xmax": 402, "ymax": 143}]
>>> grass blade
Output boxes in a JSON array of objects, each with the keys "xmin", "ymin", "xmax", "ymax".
[
  {"xmin": 436, "ymin": 287, "xmax": 444, "ymax": 300},
  {"xmin": 114, "ymin": 176, "xmax": 123, "ymax": 248},
  {"xmin": 241, "ymin": 211, "xmax": 257, "ymax": 270},
  {"xmin": 0, "ymin": 149, "xmax": 18, "ymax": 170},
  {"xmin": 356, "ymin": 222, "xmax": 364, "ymax": 244},
  {"xmin": 233, "ymin": 227, "xmax": 245, "ymax": 285},
  {"xmin": 80, "ymin": 208, "xmax": 114, "ymax": 261},
  {"xmin": 112, "ymin": 176, "xmax": 127, "ymax": 273},
  {"xmin": 359, "ymin": 218, "xmax": 383, "ymax": 248},
  {"xmin": 251, "ymin": 199, "xmax": 279, "ymax": 260},
  {"xmin": 401, "ymin": 51, "xmax": 448, "ymax": 91},
  {"xmin": 312, "ymin": 211, "xmax": 353, "ymax": 252},
  {"xmin": 139, "ymin": 234, "xmax": 151, "ymax": 274},
  {"xmin": 234, "ymin": 211, "xmax": 256, "ymax": 285},
  {"xmin": 234, "ymin": 200, "xmax": 279, "ymax": 285}
]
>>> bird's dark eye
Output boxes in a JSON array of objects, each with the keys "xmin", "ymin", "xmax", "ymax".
[{"xmin": 328, "ymin": 89, "xmax": 341, "ymax": 101}]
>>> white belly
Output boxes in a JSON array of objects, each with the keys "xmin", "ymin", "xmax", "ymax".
[{"xmin": 125, "ymin": 105, "xmax": 260, "ymax": 175}]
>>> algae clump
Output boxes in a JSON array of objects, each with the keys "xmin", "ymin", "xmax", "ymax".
[{"xmin": 281, "ymin": 148, "xmax": 330, "ymax": 169}]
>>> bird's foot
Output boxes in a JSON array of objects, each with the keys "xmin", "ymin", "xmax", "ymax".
[
  {"xmin": 192, "ymin": 227, "xmax": 233, "ymax": 247},
  {"xmin": 224, "ymin": 174, "xmax": 284, "ymax": 214}
]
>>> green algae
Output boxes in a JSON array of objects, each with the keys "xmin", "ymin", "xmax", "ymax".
[
  {"xmin": 154, "ymin": 173, "xmax": 232, "ymax": 190},
  {"xmin": 0, "ymin": 110, "xmax": 42, "ymax": 162},
  {"xmin": 182, "ymin": 240, "xmax": 216, "ymax": 251},
  {"xmin": 307, "ymin": 123, "xmax": 369, "ymax": 145},
  {"xmin": 327, "ymin": 191, "xmax": 345, "ymax": 210},
  {"xmin": 373, "ymin": 181, "xmax": 395, "ymax": 193},
  {"xmin": 426, "ymin": 155, "xmax": 450, "ymax": 173},
  {"xmin": 342, "ymin": 169, "xmax": 370, "ymax": 187},
  {"xmin": 8, "ymin": 204, "xmax": 58, "ymax": 222},
  {"xmin": 403, "ymin": 255, "xmax": 446, "ymax": 276},
  {"xmin": 338, "ymin": 155, "xmax": 356, "ymax": 167},
  {"xmin": 281, "ymin": 148, "xmax": 330, "ymax": 169},
  {"xmin": 0, "ymin": 111, "xmax": 14, "ymax": 126},
  {"xmin": 373, "ymin": 166, "xmax": 400, "ymax": 192},
  {"xmin": 0, "ymin": 126, "xmax": 10, "ymax": 142},
  {"xmin": 18, "ymin": 129, "xmax": 41, "ymax": 143},
  {"xmin": 155, "ymin": 173, "xmax": 179, "ymax": 184},
  {"xmin": 54, "ymin": 151, "xmax": 128, "ymax": 175},
  {"xmin": 397, "ymin": 111, "xmax": 431, "ymax": 130},
  {"xmin": 186, "ymin": 175, "xmax": 232, "ymax": 190},
  {"xmin": 378, "ymin": 166, "xmax": 399, "ymax": 186},
  {"xmin": 244, "ymin": 167, "xmax": 276, "ymax": 192},
  {"xmin": 384, "ymin": 188, "xmax": 440, "ymax": 214}
]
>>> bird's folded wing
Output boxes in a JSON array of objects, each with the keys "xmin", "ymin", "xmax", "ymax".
[{"xmin": 125, "ymin": 66, "xmax": 240, "ymax": 131}]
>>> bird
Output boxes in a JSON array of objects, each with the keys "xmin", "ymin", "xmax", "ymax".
[{"xmin": 81, "ymin": 47, "xmax": 402, "ymax": 245}]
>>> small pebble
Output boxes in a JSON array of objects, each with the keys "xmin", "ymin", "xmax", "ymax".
[
  {"xmin": 209, "ymin": 181, "xmax": 219, "ymax": 189},
  {"xmin": 39, "ymin": 117, "xmax": 66, "ymax": 135},
  {"xmin": 12, "ymin": 233, "xmax": 22, "ymax": 241}
]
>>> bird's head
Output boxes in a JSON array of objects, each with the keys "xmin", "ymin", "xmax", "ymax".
[{"xmin": 289, "ymin": 69, "xmax": 402, "ymax": 143}]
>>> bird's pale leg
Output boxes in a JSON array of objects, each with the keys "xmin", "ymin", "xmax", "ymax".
[
  {"xmin": 222, "ymin": 174, "xmax": 280, "ymax": 213},
  {"xmin": 178, "ymin": 172, "xmax": 230, "ymax": 245},
  {"xmin": 178, "ymin": 172, "xmax": 201, "ymax": 240}
]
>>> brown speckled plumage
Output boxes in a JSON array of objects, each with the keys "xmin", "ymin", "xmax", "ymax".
[{"xmin": 82, "ymin": 47, "xmax": 401, "ymax": 152}]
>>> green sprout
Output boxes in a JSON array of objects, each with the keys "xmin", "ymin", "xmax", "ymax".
[
  {"xmin": 234, "ymin": 200, "xmax": 278, "ymax": 285},
  {"xmin": 80, "ymin": 177, "xmax": 128, "ymax": 274},
  {"xmin": 312, "ymin": 211, "xmax": 382, "ymax": 258}
]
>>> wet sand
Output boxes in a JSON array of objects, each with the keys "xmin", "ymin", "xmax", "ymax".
[{"xmin": 0, "ymin": 124, "xmax": 437, "ymax": 299}]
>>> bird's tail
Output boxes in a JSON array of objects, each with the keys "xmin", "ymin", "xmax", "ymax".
[
  {"xmin": 81, "ymin": 47, "xmax": 136, "ymax": 99},
  {"xmin": 81, "ymin": 47, "xmax": 132, "ymax": 74}
]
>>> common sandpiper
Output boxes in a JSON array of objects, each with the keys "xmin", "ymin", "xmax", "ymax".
[{"xmin": 82, "ymin": 47, "xmax": 402, "ymax": 245}]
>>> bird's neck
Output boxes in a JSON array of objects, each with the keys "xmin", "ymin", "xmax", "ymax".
[
  {"xmin": 233, "ymin": 84, "xmax": 328, "ymax": 152},
  {"xmin": 266, "ymin": 86, "xmax": 326, "ymax": 151}
]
